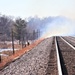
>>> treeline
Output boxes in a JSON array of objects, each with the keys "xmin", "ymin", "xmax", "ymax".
[
  {"xmin": 0, "ymin": 14, "xmax": 59, "ymax": 42},
  {"xmin": 0, "ymin": 15, "xmax": 40, "ymax": 42}
]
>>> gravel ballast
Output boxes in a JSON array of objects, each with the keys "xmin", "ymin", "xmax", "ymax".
[{"xmin": 0, "ymin": 37, "xmax": 53, "ymax": 75}]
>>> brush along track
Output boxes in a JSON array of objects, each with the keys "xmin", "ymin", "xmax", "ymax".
[{"xmin": 56, "ymin": 37, "xmax": 75, "ymax": 75}]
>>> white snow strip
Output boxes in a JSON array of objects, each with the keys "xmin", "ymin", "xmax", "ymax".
[
  {"xmin": 55, "ymin": 37, "xmax": 62, "ymax": 75},
  {"xmin": 0, "ymin": 54, "xmax": 9, "ymax": 56},
  {"xmin": 60, "ymin": 37, "xmax": 75, "ymax": 50},
  {"xmin": 0, "ymin": 48, "xmax": 18, "ymax": 52}
]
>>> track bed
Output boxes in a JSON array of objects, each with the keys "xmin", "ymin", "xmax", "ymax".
[{"xmin": 57, "ymin": 37, "xmax": 75, "ymax": 75}]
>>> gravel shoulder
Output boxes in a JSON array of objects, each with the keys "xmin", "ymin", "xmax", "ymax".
[
  {"xmin": 0, "ymin": 37, "xmax": 53, "ymax": 75},
  {"xmin": 63, "ymin": 36, "xmax": 75, "ymax": 46}
]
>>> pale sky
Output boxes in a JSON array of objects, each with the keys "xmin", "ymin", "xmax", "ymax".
[{"xmin": 0, "ymin": 0, "xmax": 75, "ymax": 20}]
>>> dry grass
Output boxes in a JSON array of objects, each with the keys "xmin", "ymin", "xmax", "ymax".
[
  {"xmin": 0, "ymin": 50, "xmax": 14, "ymax": 56},
  {"xmin": 0, "ymin": 43, "xmax": 8, "ymax": 49},
  {"xmin": 0, "ymin": 38, "xmax": 44, "ymax": 70},
  {"xmin": 0, "ymin": 43, "xmax": 22, "ymax": 49}
]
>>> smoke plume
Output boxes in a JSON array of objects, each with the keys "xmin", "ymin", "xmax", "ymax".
[{"xmin": 28, "ymin": 16, "xmax": 75, "ymax": 38}]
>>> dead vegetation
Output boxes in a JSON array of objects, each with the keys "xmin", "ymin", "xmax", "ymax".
[{"xmin": 0, "ymin": 38, "xmax": 44, "ymax": 70}]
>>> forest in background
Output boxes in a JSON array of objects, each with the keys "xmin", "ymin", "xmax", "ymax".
[
  {"xmin": 0, "ymin": 14, "xmax": 42, "ymax": 42},
  {"xmin": 0, "ymin": 14, "xmax": 54, "ymax": 43},
  {"xmin": 0, "ymin": 14, "xmax": 71, "ymax": 43}
]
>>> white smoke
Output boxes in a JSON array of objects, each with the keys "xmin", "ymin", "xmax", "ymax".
[
  {"xmin": 41, "ymin": 17, "xmax": 75, "ymax": 38},
  {"xmin": 28, "ymin": 16, "xmax": 75, "ymax": 38}
]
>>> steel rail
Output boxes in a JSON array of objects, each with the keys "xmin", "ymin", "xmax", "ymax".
[
  {"xmin": 60, "ymin": 36, "xmax": 75, "ymax": 50},
  {"xmin": 55, "ymin": 37, "xmax": 62, "ymax": 75}
]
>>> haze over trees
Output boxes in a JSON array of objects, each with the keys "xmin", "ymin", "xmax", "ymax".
[
  {"xmin": 14, "ymin": 18, "xmax": 27, "ymax": 44},
  {"xmin": 0, "ymin": 14, "xmax": 41, "ymax": 43},
  {"xmin": 0, "ymin": 14, "xmax": 72, "ymax": 42},
  {"xmin": 0, "ymin": 14, "xmax": 53, "ymax": 42},
  {"xmin": 0, "ymin": 15, "xmax": 13, "ymax": 41}
]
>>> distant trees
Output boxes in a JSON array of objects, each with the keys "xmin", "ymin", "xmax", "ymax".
[
  {"xmin": 14, "ymin": 18, "xmax": 27, "ymax": 44},
  {"xmin": 0, "ymin": 14, "xmax": 41, "ymax": 42},
  {"xmin": 33, "ymin": 30, "xmax": 36, "ymax": 40},
  {"xmin": 0, "ymin": 15, "xmax": 13, "ymax": 41},
  {"xmin": 33, "ymin": 29, "xmax": 40, "ymax": 40}
]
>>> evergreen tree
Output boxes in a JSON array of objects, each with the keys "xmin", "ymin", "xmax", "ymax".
[{"xmin": 14, "ymin": 18, "xmax": 27, "ymax": 44}]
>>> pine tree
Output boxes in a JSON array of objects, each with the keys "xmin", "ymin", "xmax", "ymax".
[{"xmin": 14, "ymin": 18, "xmax": 27, "ymax": 44}]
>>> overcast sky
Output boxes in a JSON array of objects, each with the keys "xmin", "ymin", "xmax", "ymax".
[
  {"xmin": 0, "ymin": 0, "xmax": 75, "ymax": 20},
  {"xmin": 0, "ymin": 0, "xmax": 75, "ymax": 36}
]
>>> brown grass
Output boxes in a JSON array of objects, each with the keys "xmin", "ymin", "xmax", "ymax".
[
  {"xmin": 0, "ymin": 43, "xmax": 22, "ymax": 49},
  {"xmin": 0, "ymin": 38, "xmax": 44, "ymax": 70},
  {"xmin": 0, "ymin": 50, "xmax": 14, "ymax": 56}
]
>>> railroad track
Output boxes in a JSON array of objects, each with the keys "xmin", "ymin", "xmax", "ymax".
[
  {"xmin": 54, "ymin": 36, "xmax": 75, "ymax": 75},
  {"xmin": 62, "ymin": 36, "xmax": 75, "ymax": 47},
  {"xmin": 0, "ymin": 36, "xmax": 75, "ymax": 75},
  {"xmin": 46, "ymin": 37, "xmax": 58, "ymax": 75}
]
